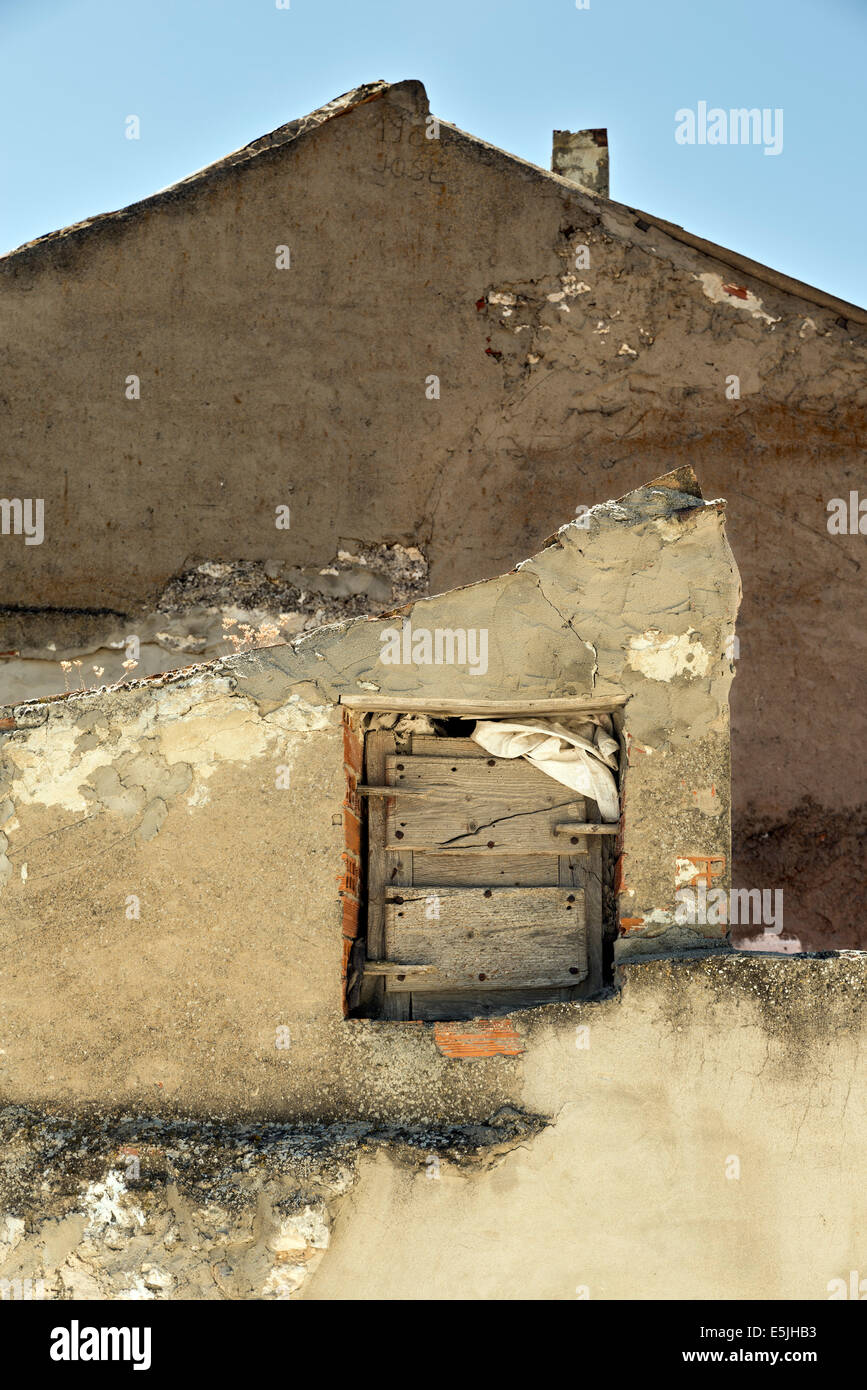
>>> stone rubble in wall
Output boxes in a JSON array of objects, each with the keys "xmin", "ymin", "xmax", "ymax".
[
  {"xmin": 157, "ymin": 542, "xmax": 429, "ymax": 637},
  {"xmin": 1, "ymin": 1179, "xmax": 339, "ymax": 1302},
  {"xmin": 0, "ymin": 544, "xmax": 429, "ymax": 707},
  {"xmin": 0, "ymin": 1107, "xmax": 545, "ymax": 1301}
]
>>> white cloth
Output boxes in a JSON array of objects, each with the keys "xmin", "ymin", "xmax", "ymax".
[{"xmin": 470, "ymin": 717, "xmax": 620, "ymax": 822}]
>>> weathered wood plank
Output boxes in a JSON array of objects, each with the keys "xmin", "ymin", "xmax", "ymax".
[
  {"xmin": 364, "ymin": 733, "xmax": 412, "ymax": 1019},
  {"xmin": 410, "ymin": 737, "xmax": 489, "ymax": 758},
  {"xmin": 411, "ymin": 851, "xmax": 563, "ymax": 887},
  {"xmin": 382, "ymin": 788, "xmax": 412, "ymax": 1021},
  {"xmin": 562, "ymin": 821, "xmax": 603, "ymax": 997},
  {"xmin": 384, "ymin": 886, "xmax": 586, "ymax": 992},
  {"xmin": 387, "ymin": 755, "xmax": 576, "ymax": 796},
  {"xmin": 583, "ymin": 829, "xmax": 604, "ymax": 997},
  {"xmin": 385, "ymin": 755, "xmax": 585, "ymax": 851},
  {"xmin": 363, "ymin": 962, "xmax": 437, "ymax": 978},
  {"xmin": 340, "ymin": 695, "xmax": 624, "ymax": 715},
  {"xmin": 359, "ymin": 731, "xmax": 391, "ymax": 1015},
  {"xmin": 357, "ymin": 785, "xmax": 439, "ymax": 798},
  {"xmin": 411, "ymin": 988, "xmax": 564, "ymax": 1021}
]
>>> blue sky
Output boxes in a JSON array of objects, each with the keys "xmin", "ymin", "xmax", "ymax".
[{"xmin": 2, "ymin": 0, "xmax": 865, "ymax": 306}]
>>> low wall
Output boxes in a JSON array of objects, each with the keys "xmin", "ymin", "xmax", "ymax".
[{"xmin": 1, "ymin": 955, "xmax": 864, "ymax": 1300}]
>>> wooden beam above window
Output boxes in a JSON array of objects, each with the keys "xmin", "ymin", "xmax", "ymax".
[{"xmin": 339, "ymin": 694, "xmax": 626, "ymax": 716}]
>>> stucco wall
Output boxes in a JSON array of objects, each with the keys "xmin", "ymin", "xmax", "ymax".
[
  {"xmin": 2, "ymin": 955, "xmax": 865, "ymax": 1300},
  {"xmin": 0, "ymin": 478, "xmax": 861, "ymax": 1300},
  {"xmin": 1, "ymin": 79, "xmax": 864, "ymax": 944},
  {"xmin": 305, "ymin": 955, "xmax": 867, "ymax": 1301},
  {"xmin": 0, "ymin": 474, "xmax": 739, "ymax": 1108}
]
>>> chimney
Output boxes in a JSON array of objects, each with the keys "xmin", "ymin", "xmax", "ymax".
[{"xmin": 552, "ymin": 128, "xmax": 609, "ymax": 199}]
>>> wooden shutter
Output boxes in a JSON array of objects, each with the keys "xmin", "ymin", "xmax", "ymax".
[{"xmin": 363, "ymin": 732, "xmax": 606, "ymax": 1020}]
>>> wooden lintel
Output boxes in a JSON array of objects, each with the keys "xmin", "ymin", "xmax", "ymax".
[{"xmin": 340, "ymin": 695, "xmax": 625, "ymax": 715}]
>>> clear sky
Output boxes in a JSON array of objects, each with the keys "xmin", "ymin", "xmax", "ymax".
[{"xmin": 2, "ymin": 0, "xmax": 865, "ymax": 307}]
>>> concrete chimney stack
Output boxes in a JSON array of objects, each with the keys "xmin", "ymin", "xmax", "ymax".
[{"xmin": 552, "ymin": 128, "xmax": 609, "ymax": 198}]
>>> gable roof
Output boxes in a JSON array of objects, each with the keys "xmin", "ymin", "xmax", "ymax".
[{"xmin": 2, "ymin": 78, "xmax": 865, "ymax": 325}]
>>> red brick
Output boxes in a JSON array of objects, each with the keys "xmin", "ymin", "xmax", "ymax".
[
  {"xmin": 341, "ymin": 935, "xmax": 353, "ymax": 975},
  {"xmin": 340, "ymin": 936, "xmax": 355, "ymax": 1017},
  {"xmin": 433, "ymin": 1019, "xmax": 524, "ymax": 1059},
  {"xmin": 342, "ymin": 895, "xmax": 360, "ymax": 938},
  {"xmin": 343, "ymin": 807, "xmax": 361, "ymax": 856},
  {"xmin": 340, "ymin": 851, "xmax": 360, "ymax": 899},
  {"xmin": 343, "ymin": 768, "xmax": 360, "ymax": 818},
  {"xmin": 620, "ymin": 916, "xmax": 644, "ymax": 932},
  {"xmin": 342, "ymin": 715, "xmax": 363, "ymax": 776}
]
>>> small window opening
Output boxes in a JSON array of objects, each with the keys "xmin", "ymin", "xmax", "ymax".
[{"xmin": 348, "ymin": 709, "xmax": 621, "ymax": 1022}]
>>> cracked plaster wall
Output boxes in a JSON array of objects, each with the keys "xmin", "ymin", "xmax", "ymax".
[
  {"xmin": 0, "ymin": 544, "xmax": 429, "ymax": 708},
  {"xmin": 1, "ymin": 81, "xmax": 862, "ymax": 945},
  {"xmin": 1, "ymin": 955, "xmax": 865, "ymax": 1300},
  {"xmin": 0, "ymin": 79, "xmax": 863, "ymax": 942},
  {"xmin": 303, "ymin": 954, "xmax": 867, "ymax": 1301},
  {"xmin": 2, "ymin": 472, "xmax": 864, "ymax": 1300},
  {"xmin": 0, "ymin": 471, "xmax": 739, "ymax": 1116}
]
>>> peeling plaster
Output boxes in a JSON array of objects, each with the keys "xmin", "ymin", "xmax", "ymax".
[
  {"xmin": 0, "ymin": 686, "xmax": 333, "ymax": 842},
  {"xmin": 626, "ymin": 629, "xmax": 711, "ymax": 682},
  {"xmin": 1, "ymin": 470, "xmax": 739, "ymax": 973},
  {"xmin": 695, "ymin": 272, "xmax": 781, "ymax": 327},
  {"xmin": 1, "ymin": 80, "xmax": 864, "ymax": 968}
]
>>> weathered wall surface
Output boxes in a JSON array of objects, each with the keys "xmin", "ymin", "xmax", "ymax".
[
  {"xmin": 0, "ymin": 82, "xmax": 860, "ymax": 1304},
  {"xmin": 0, "ymin": 543, "xmax": 430, "ymax": 708},
  {"xmin": 0, "ymin": 477, "xmax": 860, "ymax": 1300},
  {"xmin": 1, "ymin": 79, "xmax": 864, "ymax": 943},
  {"xmin": 2, "ymin": 956, "xmax": 865, "ymax": 1300},
  {"xmin": 0, "ymin": 679, "xmax": 533, "ymax": 1121},
  {"xmin": 304, "ymin": 955, "xmax": 867, "ymax": 1301},
  {"xmin": 0, "ymin": 473, "xmax": 739, "ymax": 1097}
]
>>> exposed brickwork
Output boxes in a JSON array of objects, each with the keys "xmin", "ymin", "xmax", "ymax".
[
  {"xmin": 678, "ymin": 854, "xmax": 727, "ymax": 888},
  {"xmin": 343, "ymin": 720, "xmax": 363, "ymax": 777},
  {"xmin": 339, "ymin": 713, "xmax": 364, "ymax": 1014},
  {"xmin": 433, "ymin": 1019, "xmax": 525, "ymax": 1059}
]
